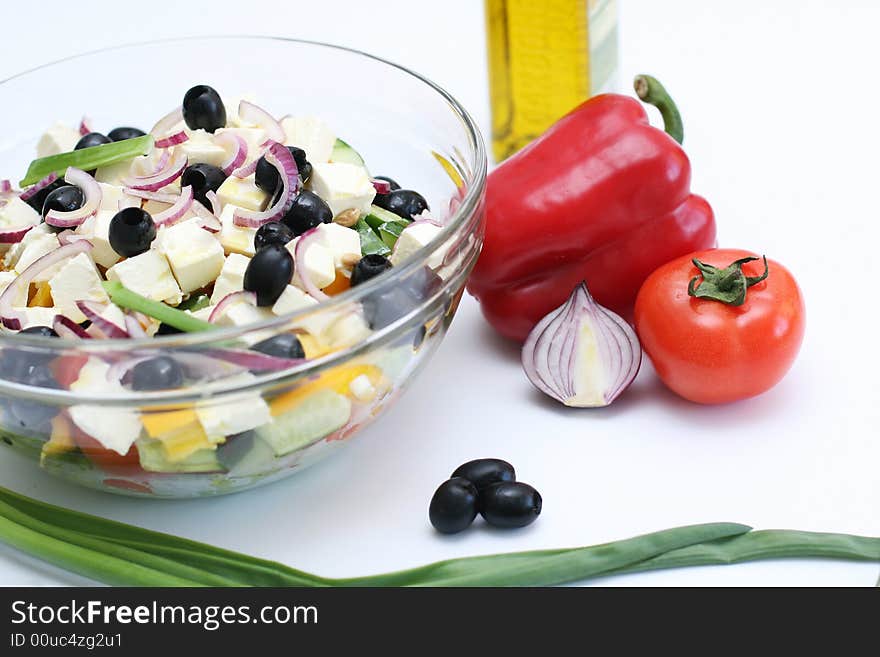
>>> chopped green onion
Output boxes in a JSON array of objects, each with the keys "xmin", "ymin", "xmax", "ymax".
[
  {"xmin": 19, "ymin": 135, "xmax": 154, "ymax": 187},
  {"xmin": 102, "ymin": 280, "xmax": 215, "ymax": 333},
  {"xmin": 355, "ymin": 218, "xmax": 391, "ymax": 256}
]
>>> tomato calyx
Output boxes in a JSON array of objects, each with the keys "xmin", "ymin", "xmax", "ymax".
[{"xmin": 687, "ymin": 255, "xmax": 769, "ymax": 306}]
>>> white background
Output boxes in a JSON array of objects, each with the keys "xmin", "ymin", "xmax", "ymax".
[{"xmin": 1, "ymin": 0, "xmax": 878, "ymax": 586}]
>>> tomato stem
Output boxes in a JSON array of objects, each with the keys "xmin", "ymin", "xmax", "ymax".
[
  {"xmin": 687, "ymin": 256, "xmax": 769, "ymax": 306},
  {"xmin": 633, "ymin": 75, "xmax": 684, "ymax": 144}
]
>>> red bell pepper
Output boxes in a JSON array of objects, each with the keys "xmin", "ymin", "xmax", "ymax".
[{"xmin": 468, "ymin": 75, "xmax": 716, "ymax": 342}]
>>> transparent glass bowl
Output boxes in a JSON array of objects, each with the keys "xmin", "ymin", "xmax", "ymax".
[{"xmin": 0, "ymin": 37, "xmax": 486, "ymax": 497}]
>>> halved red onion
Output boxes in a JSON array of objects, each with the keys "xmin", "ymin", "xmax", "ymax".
[
  {"xmin": 52, "ymin": 314, "xmax": 92, "ymax": 339},
  {"xmin": 0, "ymin": 240, "xmax": 94, "ymax": 330},
  {"xmin": 521, "ymin": 282, "xmax": 641, "ymax": 407},
  {"xmin": 205, "ymin": 190, "xmax": 221, "ymax": 216},
  {"xmin": 0, "ymin": 225, "xmax": 33, "ymax": 244},
  {"xmin": 75, "ymin": 300, "xmax": 129, "ymax": 339},
  {"xmin": 294, "ymin": 228, "xmax": 329, "ymax": 301},
  {"xmin": 372, "ymin": 179, "xmax": 392, "ymax": 194},
  {"xmin": 190, "ymin": 201, "xmax": 221, "ymax": 232},
  {"xmin": 208, "ymin": 290, "xmax": 257, "ymax": 323},
  {"xmin": 123, "ymin": 150, "xmax": 187, "ymax": 192},
  {"xmin": 0, "ymin": 179, "xmax": 12, "ymax": 194},
  {"xmin": 150, "ymin": 106, "xmax": 188, "ymax": 148},
  {"xmin": 215, "ymin": 132, "xmax": 248, "ymax": 175},
  {"xmin": 238, "ymin": 100, "xmax": 285, "ymax": 142},
  {"xmin": 123, "ymin": 312, "xmax": 147, "ymax": 338},
  {"xmin": 206, "ymin": 348, "xmax": 306, "ymax": 372},
  {"xmin": 45, "ymin": 168, "xmax": 101, "ymax": 228},
  {"xmin": 232, "ymin": 141, "xmax": 297, "ymax": 228},
  {"xmin": 19, "ymin": 172, "xmax": 59, "ymax": 202},
  {"xmin": 78, "ymin": 116, "xmax": 93, "ymax": 136},
  {"xmin": 153, "ymin": 185, "xmax": 194, "ymax": 227},
  {"xmin": 123, "ymin": 187, "xmax": 179, "ymax": 204}
]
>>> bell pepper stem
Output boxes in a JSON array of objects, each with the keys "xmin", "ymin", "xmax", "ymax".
[{"xmin": 633, "ymin": 75, "xmax": 684, "ymax": 145}]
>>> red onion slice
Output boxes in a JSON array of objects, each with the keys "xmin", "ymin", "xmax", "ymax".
[
  {"xmin": 78, "ymin": 116, "xmax": 93, "ymax": 136},
  {"xmin": 215, "ymin": 132, "xmax": 248, "ymax": 175},
  {"xmin": 237, "ymin": 100, "xmax": 285, "ymax": 142},
  {"xmin": 205, "ymin": 348, "xmax": 306, "ymax": 372},
  {"xmin": 0, "ymin": 179, "xmax": 11, "ymax": 194},
  {"xmin": 0, "ymin": 240, "xmax": 94, "ymax": 330},
  {"xmin": 132, "ymin": 149, "xmax": 170, "ymax": 178},
  {"xmin": 123, "ymin": 150, "xmax": 187, "ymax": 192},
  {"xmin": 205, "ymin": 190, "xmax": 221, "ymax": 216},
  {"xmin": 372, "ymin": 179, "xmax": 392, "ymax": 194},
  {"xmin": 0, "ymin": 225, "xmax": 33, "ymax": 244},
  {"xmin": 232, "ymin": 141, "xmax": 297, "ymax": 228},
  {"xmin": 190, "ymin": 201, "xmax": 221, "ymax": 232},
  {"xmin": 52, "ymin": 314, "xmax": 92, "ymax": 339},
  {"xmin": 123, "ymin": 187, "xmax": 178, "ymax": 204},
  {"xmin": 57, "ymin": 230, "xmax": 92, "ymax": 246},
  {"xmin": 208, "ymin": 290, "xmax": 257, "ymax": 323},
  {"xmin": 19, "ymin": 172, "xmax": 59, "ymax": 202},
  {"xmin": 153, "ymin": 185, "xmax": 194, "ymax": 227},
  {"xmin": 75, "ymin": 300, "xmax": 129, "ymax": 339},
  {"xmin": 155, "ymin": 131, "xmax": 188, "ymax": 148},
  {"xmin": 231, "ymin": 143, "xmax": 267, "ymax": 178},
  {"xmin": 45, "ymin": 168, "xmax": 101, "ymax": 228},
  {"xmin": 150, "ymin": 106, "xmax": 187, "ymax": 148},
  {"xmin": 294, "ymin": 228, "xmax": 329, "ymax": 301},
  {"xmin": 521, "ymin": 282, "xmax": 641, "ymax": 407},
  {"xmin": 123, "ymin": 312, "xmax": 147, "ymax": 337}
]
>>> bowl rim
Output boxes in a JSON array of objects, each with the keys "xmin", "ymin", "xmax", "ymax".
[{"xmin": 0, "ymin": 35, "xmax": 487, "ymax": 353}]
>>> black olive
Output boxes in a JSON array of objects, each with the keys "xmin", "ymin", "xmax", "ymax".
[
  {"xmin": 251, "ymin": 334, "xmax": 305, "ymax": 360},
  {"xmin": 41, "ymin": 185, "xmax": 83, "ymax": 220},
  {"xmin": 181, "ymin": 163, "xmax": 227, "ymax": 207},
  {"xmin": 350, "ymin": 254, "xmax": 392, "ymax": 287},
  {"xmin": 243, "ymin": 244, "xmax": 294, "ymax": 306},
  {"xmin": 281, "ymin": 191, "xmax": 333, "ymax": 236},
  {"xmin": 255, "ymin": 146, "xmax": 312, "ymax": 193},
  {"xmin": 451, "ymin": 459, "xmax": 516, "ymax": 493},
  {"xmin": 23, "ymin": 178, "xmax": 65, "ymax": 213},
  {"xmin": 373, "ymin": 189, "xmax": 429, "ymax": 219},
  {"xmin": 254, "ymin": 221, "xmax": 294, "ymax": 252},
  {"xmin": 7, "ymin": 363, "xmax": 60, "ymax": 430},
  {"xmin": 18, "ymin": 325, "xmax": 59, "ymax": 338},
  {"xmin": 74, "ymin": 132, "xmax": 112, "ymax": 150},
  {"xmin": 480, "ymin": 482, "xmax": 542, "ymax": 529},
  {"xmin": 155, "ymin": 322, "xmax": 183, "ymax": 336},
  {"xmin": 182, "ymin": 85, "xmax": 226, "ymax": 133},
  {"xmin": 107, "ymin": 127, "xmax": 146, "ymax": 141},
  {"xmin": 130, "ymin": 356, "xmax": 184, "ymax": 391},
  {"xmin": 429, "ymin": 477, "xmax": 479, "ymax": 534},
  {"xmin": 108, "ymin": 207, "xmax": 156, "ymax": 257},
  {"xmin": 372, "ymin": 175, "xmax": 401, "ymax": 208}
]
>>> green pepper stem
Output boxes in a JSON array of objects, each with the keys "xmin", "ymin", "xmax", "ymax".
[{"xmin": 633, "ymin": 75, "xmax": 684, "ymax": 144}]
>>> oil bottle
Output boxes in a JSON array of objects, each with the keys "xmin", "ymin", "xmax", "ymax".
[{"xmin": 485, "ymin": 0, "xmax": 619, "ymax": 162}]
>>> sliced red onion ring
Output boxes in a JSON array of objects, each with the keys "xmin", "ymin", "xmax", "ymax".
[
  {"xmin": 52, "ymin": 314, "xmax": 92, "ymax": 339},
  {"xmin": 19, "ymin": 172, "xmax": 59, "ymax": 202},
  {"xmin": 123, "ymin": 150, "xmax": 187, "ymax": 192},
  {"xmin": 75, "ymin": 300, "xmax": 129, "ymax": 339},
  {"xmin": 294, "ymin": 228, "xmax": 329, "ymax": 301},
  {"xmin": 521, "ymin": 282, "xmax": 641, "ymax": 408},
  {"xmin": 153, "ymin": 185, "xmax": 194, "ymax": 227},
  {"xmin": 45, "ymin": 168, "xmax": 101, "ymax": 228},
  {"xmin": 0, "ymin": 179, "xmax": 12, "ymax": 194},
  {"xmin": 206, "ymin": 348, "xmax": 306, "ymax": 372},
  {"xmin": 57, "ymin": 230, "xmax": 92, "ymax": 246},
  {"xmin": 215, "ymin": 132, "xmax": 248, "ymax": 175},
  {"xmin": 208, "ymin": 290, "xmax": 257, "ymax": 323},
  {"xmin": 205, "ymin": 190, "xmax": 221, "ymax": 216},
  {"xmin": 0, "ymin": 240, "xmax": 93, "ymax": 330},
  {"xmin": 123, "ymin": 187, "xmax": 178, "ymax": 204},
  {"xmin": 124, "ymin": 312, "xmax": 147, "ymax": 338},
  {"xmin": 372, "ymin": 179, "xmax": 392, "ymax": 194},
  {"xmin": 190, "ymin": 201, "xmax": 221, "ymax": 233},
  {"xmin": 131, "ymin": 148, "xmax": 170, "ymax": 178},
  {"xmin": 0, "ymin": 225, "xmax": 33, "ymax": 244},
  {"xmin": 155, "ymin": 131, "xmax": 188, "ymax": 148},
  {"xmin": 238, "ymin": 100, "xmax": 285, "ymax": 142},
  {"xmin": 231, "ymin": 152, "xmax": 263, "ymax": 179},
  {"xmin": 78, "ymin": 116, "xmax": 93, "ymax": 136},
  {"xmin": 150, "ymin": 106, "xmax": 187, "ymax": 148},
  {"xmin": 232, "ymin": 141, "xmax": 297, "ymax": 228}
]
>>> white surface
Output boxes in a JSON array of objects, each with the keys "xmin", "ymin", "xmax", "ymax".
[{"xmin": 1, "ymin": 0, "xmax": 879, "ymax": 587}]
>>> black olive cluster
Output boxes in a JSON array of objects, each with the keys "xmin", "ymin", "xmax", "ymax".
[{"xmin": 429, "ymin": 458, "xmax": 542, "ymax": 534}]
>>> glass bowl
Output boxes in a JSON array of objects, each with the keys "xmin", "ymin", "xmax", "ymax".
[{"xmin": 0, "ymin": 37, "xmax": 486, "ymax": 497}]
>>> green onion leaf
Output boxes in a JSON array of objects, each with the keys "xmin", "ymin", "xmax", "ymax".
[
  {"xmin": 102, "ymin": 280, "xmax": 216, "ymax": 333},
  {"xmin": 20, "ymin": 135, "xmax": 154, "ymax": 187}
]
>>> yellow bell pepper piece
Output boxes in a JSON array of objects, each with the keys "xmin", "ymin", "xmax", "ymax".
[{"xmin": 269, "ymin": 364, "xmax": 383, "ymax": 417}]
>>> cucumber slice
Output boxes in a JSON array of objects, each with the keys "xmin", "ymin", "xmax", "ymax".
[
  {"xmin": 330, "ymin": 138, "xmax": 365, "ymax": 167},
  {"xmin": 219, "ymin": 432, "xmax": 278, "ymax": 477},
  {"xmin": 355, "ymin": 218, "xmax": 391, "ymax": 256},
  {"xmin": 365, "ymin": 204, "xmax": 408, "ymax": 230},
  {"xmin": 177, "ymin": 293, "xmax": 211, "ymax": 312},
  {"xmin": 378, "ymin": 221, "xmax": 405, "ymax": 249},
  {"xmin": 137, "ymin": 438, "xmax": 224, "ymax": 473},
  {"xmin": 258, "ymin": 389, "xmax": 352, "ymax": 456}
]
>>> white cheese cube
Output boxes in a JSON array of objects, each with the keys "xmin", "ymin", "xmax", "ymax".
[
  {"xmin": 94, "ymin": 159, "xmax": 135, "ymax": 186},
  {"xmin": 224, "ymin": 94, "xmax": 258, "ymax": 128},
  {"xmin": 99, "ymin": 303, "xmax": 127, "ymax": 331},
  {"xmin": 287, "ymin": 237, "xmax": 336, "ymax": 290},
  {"xmin": 106, "ymin": 250, "xmax": 182, "ymax": 305},
  {"xmin": 47, "ymin": 252, "xmax": 110, "ymax": 323},
  {"xmin": 97, "ymin": 183, "xmax": 135, "ymax": 213},
  {"xmin": 4, "ymin": 223, "xmax": 52, "ymax": 270},
  {"xmin": 14, "ymin": 306, "xmax": 59, "ymax": 330},
  {"xmin": 281, "ymin": 116, "xmax": 336, "ymax": 163},
  {"xmin": 272, "ymin": 284, "xmax": 319, "ymax": 316},
  {"xmin": 0, "ymin": 197, "xmax": 41, "ymax": 229},
  {"xmin": 218, "ymin": 204, "xmax": 257, "ymax": 256},
  {"xmin": 36, "ymin": 122, "xmax": 80, "ymax": 158},
  {"xmin": 349, "ymin": 374, "xmax": 377, "ymax": 402},
  {"xmin": 210, "ymin": 253, "xmax": 250, "ymax": 304},
  {"xmin": 214, "ymin": 301, "xmax": 274, "ymax": 328},
  {"xmin": 309, "ymin": 162, "xmax": 376, "ymax": 217},
  {"xmin": 389, "ymin": 222, "xmax": 446, "ymax": 268},
  {"xmin": 196, "ymin": 374, "xmax": 272, "ymax": 436},
  {"xmin": 156, "ymin": 220, "xmax": 224, "ymax": 293},
  {"xmin": 215, "ymin": 127, "xmax": 267, "ymax": 165},
  {"xmin": 188, "ymin": 305, "xmax": 215, "ymax": 322},
  {"xmin": 76, "ymin": 211, "xmax": 122, "ymax": 268},
  {"xmin": 313, "ymin": 222, "xmax": 361, "ymax": 269},
  {"xmin": 216, "ymin": 175, "xmax": 267, "ymax": 212},
  {"xmin": 323, "ymin": 312, "xmax": 371, "ymax": 348},
  {"xmin": 177, "ymin": 129, "xmax": 227, "ymax": 167},
  {"xmin": 13, "ymin": 231, "xmax": 61, "ymax": 282},
  {"xmin": 0, "ymin": 271, "xmax": 27, "ymax": 306}
]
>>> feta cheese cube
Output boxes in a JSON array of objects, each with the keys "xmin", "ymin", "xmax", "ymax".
[
  {"xmin": 214, "ymin": 300, "xmax": 274, "ymax": 328},
  {"xmin": 0, "ymin": 197, "xmax": 41, "ymax": 229},
  {"xmin": 0, "ymin": 271, "xmax": 27, "ymax": 306},
  {"xmin": 349, "ymin": 374, "xmax": 377, "ymax": 402},
  {"xmin": 218, "ymin": 204, "xmax": 257, "ymax": 256},
  {"xmin": 389, "ymin": 222, "xmax": 446, "ymax": 268},
  {"xmin": 13, "ymin": 230, "xmax": 61, "ymax": 282},
  {"xmin": 156, "ymin": 220, "xmax": 224, "ymax": 293},
  {"xmin": 309, "ymin": 162, "xmax": 376, "ymax": 217},
  {"xmin": 48, "ymin": 252, "xmax": 110, "ymax": 323},
  {"xmin": 97, "ymin": 183, "xmax": 135, "ymax": 213},
  {"xmin": 196, "ymin": 375, "xmax": 272, "ymax": 436},
  {"xmin": 177, "ymin": 129, "xmax": 228, "ymax": 167},
  {"xmin": 36, "ymin": 122, "xmax": 80, "ymax": 158},
  {"xmin": 272, "ymin": 284, "xmax": 319, "ymax": 315},
  {"xmin": 323, "ymin": 311, "xmax": 371, "ymax": 348},
  {"xmin": 76, "ymin": 211, "xmax": 122, "ymax": 268},
  {"xmin": 313, "ymin": 222, "xmax": 361, "ymax": 269},
  {"xmin": 106, "ymin": 250, "xmax": 182, "ymax": 305},
  {"xmin": 287, "ymin": 237, "xmax": 336, "ymax": 290},
  {"xmin": 14, "ymin": 306, "xmax": 59, "ymax": 330},
  {"xmin": 94, "ymin": 158, "xmax": 135, "ymax": 186},
  {"xmin": 210, "ymin": 253, "xmax": 250, "ymax": 304},
  {"xmin": 188, "ymin": 305, "xmax": 215, "ymax": 322},
  {"xmin": 281, "ymin": 116, "xmax": 336, "ymax": 163},
  {"xmin": 215, "ymin": 127, "xmax": 267, "ymax": 165},
  {"xmin": 216, "ymin": 175, "xmax": 268, "ymax": 212}
]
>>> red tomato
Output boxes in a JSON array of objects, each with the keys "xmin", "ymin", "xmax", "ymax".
[
  {"xmin": 70, "ymin": 422, "xmax": 140, "ymax": 470},
  {"xmin": 634, "ymin": 248, "xmax": 805, "ymax": 404}
]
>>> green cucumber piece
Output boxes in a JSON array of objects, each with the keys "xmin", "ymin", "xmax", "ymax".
[
  {"xmin": 355, "ymin": 218, "xmax": 391, "ymax": 256},
  {"xmin": 365, "ymin": 204, "xmax": 408, "ymax": 231},
  {"xmin": 330, "ymin": 138, "xmax": 365, "ymax": 166},
  {"xmin": 178, "ymin": 293, "xmax": 211, "ymax": 312},
  {"xmin": 20, "ymin": 135, "xmax": 154, "ymax": 186},
  {"xmin": 378, "ymin": 221, "xmax": 405, "ymax": 249},
  {"xmin": 258, "ymin": 390, "xmax": 352, "ymax": 456},
  {"xmin": 137, "ymin": 438, "xmax": 224, "ymax": 474}
]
